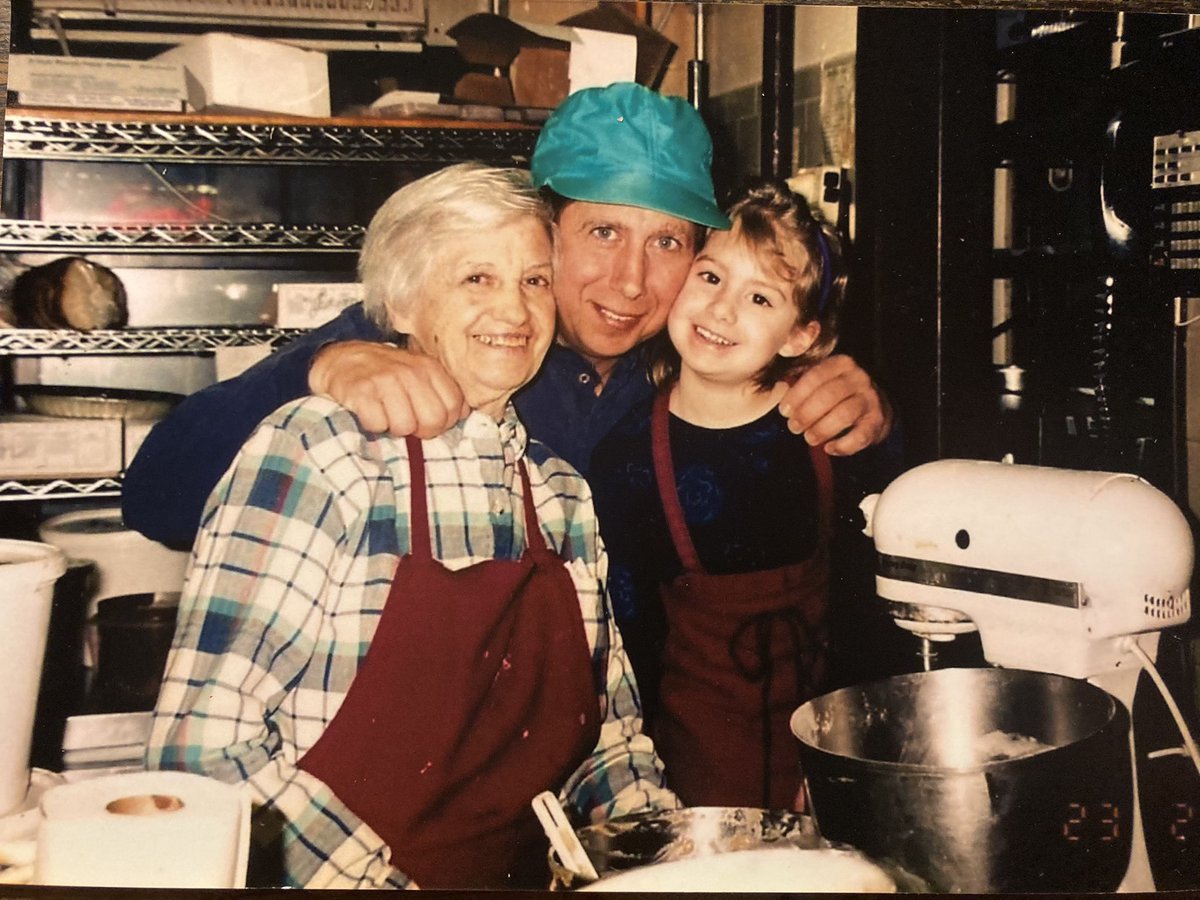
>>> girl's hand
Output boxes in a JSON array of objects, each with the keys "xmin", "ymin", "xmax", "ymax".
[{"xmin": 777, "ymin": 355, "xmax": 893, "ymax": 456}]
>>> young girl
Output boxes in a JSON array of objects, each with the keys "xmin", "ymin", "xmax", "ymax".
[{"xmin": 589, "ymin": 181, "xmax": 847, "ymax": 811}]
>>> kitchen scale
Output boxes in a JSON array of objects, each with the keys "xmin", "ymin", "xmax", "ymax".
[{"xmin": 858, "ymin": 458, "xmax": 1200, "ymax": 892}]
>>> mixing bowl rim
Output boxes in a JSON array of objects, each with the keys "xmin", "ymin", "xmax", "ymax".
[{"xmin": 789, "ymin": 665, "xmax": 1127, "ymax": 773}]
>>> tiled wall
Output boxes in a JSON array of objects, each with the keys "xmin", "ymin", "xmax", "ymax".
[{"xmin": 707, "ymin": 52, "xmax": 856, "ymax": 180}]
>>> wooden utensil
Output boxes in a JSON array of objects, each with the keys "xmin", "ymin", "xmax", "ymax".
[{"xmin": 531, "ymin": 790, "xmax": 599, "ymax": 883}]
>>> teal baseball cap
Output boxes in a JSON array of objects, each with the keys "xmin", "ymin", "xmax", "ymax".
[{"xmin": 530, "ymin": 82, "xmax": 730, "ymax": 230}]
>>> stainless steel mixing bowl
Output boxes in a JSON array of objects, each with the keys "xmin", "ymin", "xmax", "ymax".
[{"xmin": 791, "ymin": 666, "xmax": 1133, "ymax": 892}]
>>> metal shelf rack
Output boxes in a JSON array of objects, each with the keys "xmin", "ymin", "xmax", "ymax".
[
  {"xmin": 0, "ymin": 220, "xmax": 365, "ymax": 253},
  {"xmin": 0, "ymin": 476, "xmax": 124, "ymax": 502},
  {"xmin": 0, "ymin": 326, "xmax": 307, "ymax": 355},
  {"xmin": 0, "ymin": 108, "xmax": 538, "ymax": 503},
  {"xmin": 4, "ymin": 108, "xmax": 541, "ymax": 167}
]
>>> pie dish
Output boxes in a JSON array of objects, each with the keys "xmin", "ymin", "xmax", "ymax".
[{"xmin": 17, "ymin": 386, "xmax": 182, "ymax": 421}]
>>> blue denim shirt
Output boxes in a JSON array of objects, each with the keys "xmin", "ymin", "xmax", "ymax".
[{"xmin": 514, "ymin": 342, "xmax": 655, "ymax": 480}]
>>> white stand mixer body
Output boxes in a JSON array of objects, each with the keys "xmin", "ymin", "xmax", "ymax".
[
  {"xmin": 859, "ymin": 458, "xmax": 1196, "ymax": 892},
  {"xmin": 862, "ymin": 458, "xmax": 1192, "ymax": 675}
]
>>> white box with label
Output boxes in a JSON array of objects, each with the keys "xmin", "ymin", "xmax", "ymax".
[
  {"xmin": 122, "ymin": 419, "xmax": 159, "ymax": 469},
  {"xmin": 9, "ymin": 55, "xmax": 186, "ymax": 113},
  {"xmin": 0, "ymin": 415, "xmax": 122, "ymax": 479}
]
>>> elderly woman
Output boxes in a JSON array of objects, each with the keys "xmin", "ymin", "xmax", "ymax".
[{"xmin": 146, "ymin": 163, "xmax": 678, "ymax": 890}]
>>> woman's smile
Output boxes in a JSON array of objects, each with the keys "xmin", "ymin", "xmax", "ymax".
[{"xmin": 473, "ymin": 332, "xmax": 533, "ymax": 347}]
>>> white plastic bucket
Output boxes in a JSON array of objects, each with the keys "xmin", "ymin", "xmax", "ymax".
[
  {"xmin": 37, "ymin": 507, "xmax": 189, "ymax": 619},
  {"xmin": 0, "ymin": 539, "xmax": 66, "ymax": 815},
  {"xmin": 38, "ymin": 508, "xmax": 189, "ymax": 671}
]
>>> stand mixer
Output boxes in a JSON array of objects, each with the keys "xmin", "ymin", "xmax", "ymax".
[{"xmin": 858, "ymin": 458, "xmax": 1198, "ymax": 891}]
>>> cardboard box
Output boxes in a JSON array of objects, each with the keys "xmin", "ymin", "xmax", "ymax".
[
  {"xmin": 0, "ymin": 414, "xmax": 122, "ymax": 480},
  {"xmin": 153, "ymin": 33, "xmax": 330, "ymax": 117},
  {"xmin": 9, "ymin": 55, "xmax": 186, "ymax": 113},
  {"xmin": 61, "ymin": 712, "xmax": 152, "ymax": 773},
  {"xmin": 122, "ymin": 419, "xmax": 158, "ymax": 470},
  {"xmin": 558, "ymin": 5, "xmax": 677, "ymax": 90},
  {"xmin": 449, "ymin": 13, "xmax": 635, "ymax": 109}
]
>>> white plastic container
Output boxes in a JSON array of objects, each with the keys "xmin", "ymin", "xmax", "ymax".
[
  {"xmin": 38, "ymin": 507, "xmax": 189, "ymax": 620},
  {"xmin": 0, "ymin": 540, "xmax": 66, "ymax": 815}
]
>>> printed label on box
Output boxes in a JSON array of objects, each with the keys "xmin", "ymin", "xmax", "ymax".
[
  {"xmin": 10, "ymin": 55, "xmax": 186, "ymax": 113},
  {"xmin": 0, "ymin": 415, "xmax": 122, "ymax": 479},
  {"xmin": 275, "ymin": 282, "xmax": 363, "ymax": 329}
]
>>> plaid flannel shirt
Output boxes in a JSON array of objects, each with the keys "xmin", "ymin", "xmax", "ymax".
[{"xmin": 146, "ymin": 396, "xmax": 678, "ymax": 889}]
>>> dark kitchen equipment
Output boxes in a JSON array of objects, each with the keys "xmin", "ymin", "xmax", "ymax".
[
  {"xmin": 30, "ymin": 558, "xmax": 95, "ymax": 770},
  {"xmin": 791, "ymin": 666, "xmax": 1133, "ymax": 893},
  {"xmin": 86, "ymin": 592, "xmax": 180, "ymax": 714}
]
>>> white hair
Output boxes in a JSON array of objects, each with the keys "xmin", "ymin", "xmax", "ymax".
[{"xmin": 357, "ymin": 162, "xmax": 551, "ymax": 330}]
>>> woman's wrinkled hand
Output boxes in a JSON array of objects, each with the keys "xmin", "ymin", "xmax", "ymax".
[
  {"xmin": 777, "ymin": 354, "xmax": 893, "ymax": 456},
  {"xmin": 308, "ymin": 341, "xmax": 469, "ymax": 438}
]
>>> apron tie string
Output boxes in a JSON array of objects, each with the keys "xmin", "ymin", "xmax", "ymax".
[{"xmin": 728, "ymin": 607, "xmax": 822, "ymax": 807}]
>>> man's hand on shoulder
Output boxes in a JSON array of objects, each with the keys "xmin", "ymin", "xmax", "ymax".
[
  {"xmin": 777, "ymin": 354, "xmax": 893, "ymax": 456},
  {"xmin": 308, "ymin": 340, "xmax": 469, "ymax": 438}
]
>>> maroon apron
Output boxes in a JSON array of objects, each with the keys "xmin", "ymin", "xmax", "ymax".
[
  {"xmin": 650, "ymin": 391, "xmax": 833, "ymax": 811},
  {"xmin": 299, "ymin": 435, "xmax": 602, "ymax": 888}
]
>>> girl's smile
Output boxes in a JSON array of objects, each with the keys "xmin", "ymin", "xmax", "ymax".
[{"xmin": 691, "ymin": 323, "xmax": 736, "ymax": 347}]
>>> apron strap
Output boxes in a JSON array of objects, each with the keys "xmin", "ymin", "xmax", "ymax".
[
  {"xmin": 404, "ymin": 435, "xmax": 433, "ymax": 561},
  {"xmin": 516, "ymin": 459, "xmax": 549, "ymax": 553},
  {"xmin": 405, "ymin": 435, "xmax": 549, "ymax": 558},
  {"xmin": 809, "ymin": 441, "xmax": 834, "ymax": 545},
  {"xmin": 651, "ymin": 390, "xmax": 837, "ymax": 573},
  {"xmin": 651, "ymin": 391, "xmax": 703, "ymax": 574}
]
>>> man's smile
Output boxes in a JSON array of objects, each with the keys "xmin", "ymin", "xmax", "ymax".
[{"xmin": 591, "ymin": 302, "xmax": 641, "ymax": 328}]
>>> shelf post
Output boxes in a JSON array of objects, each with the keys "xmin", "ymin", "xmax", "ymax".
[{"xmin": 760, "ymin": 3, "xmax": 794, "ymax": 181}]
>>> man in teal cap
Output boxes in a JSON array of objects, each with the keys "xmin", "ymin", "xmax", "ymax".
[{"xmin": 122, "ymin": 82, "xmax": 892, "ymax": 547}]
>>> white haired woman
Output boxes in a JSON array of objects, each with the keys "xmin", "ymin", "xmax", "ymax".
[{"xmin": 146, "ymin": 163, "xmax": 678, "ymax": 890}]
